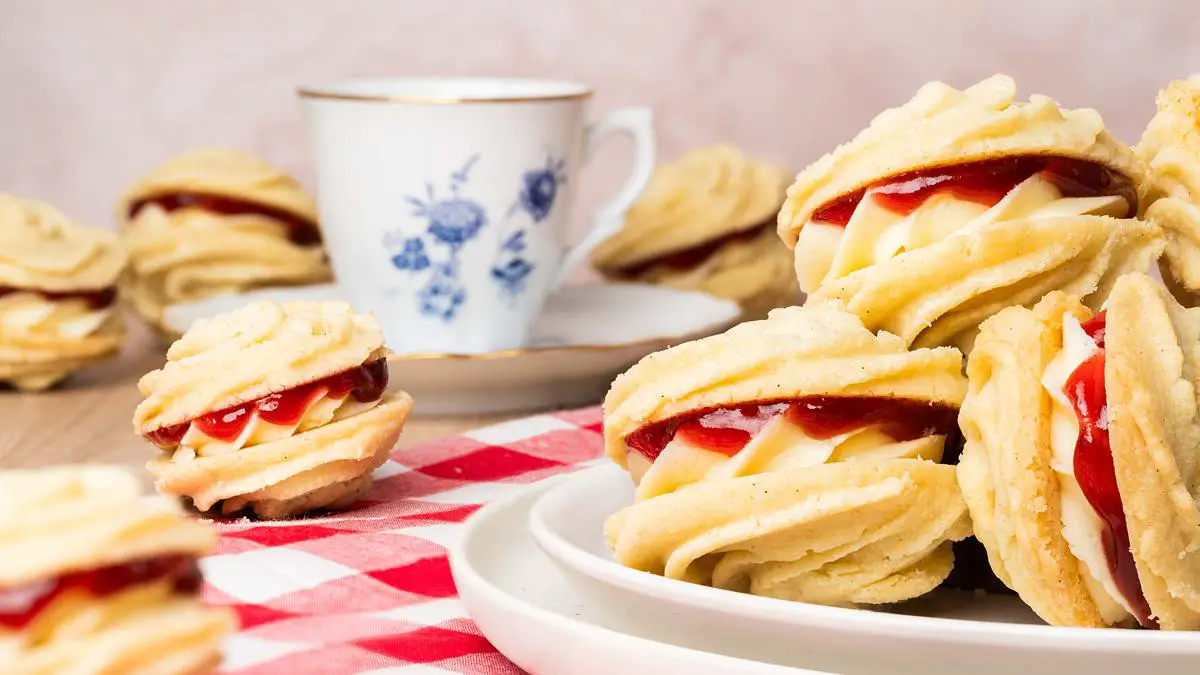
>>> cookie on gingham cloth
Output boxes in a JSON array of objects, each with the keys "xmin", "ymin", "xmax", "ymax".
[{"xmin": 134, "ymin": 300, "xmax": 413, "ymax": 519}]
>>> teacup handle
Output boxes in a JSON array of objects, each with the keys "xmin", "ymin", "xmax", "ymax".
[{"xmin": 551, "ymin": 107, "xmax": 656, "ymax": 288}]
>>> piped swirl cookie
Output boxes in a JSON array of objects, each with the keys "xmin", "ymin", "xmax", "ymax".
[
  {"xmin": 603, "ymin": 303, "xmax": 971, "ymax": 605},
  {"xmin": 592, "ymin": 145, "xmax": 798, "ymax": 318},
  {"xmin": 1136, "ymin": 76, "xmax": 1200, "ymax": 305},
  {"xmin": 0, "ymin": 195, "xmax": 126, "ymax": 391},
  {"xmin": 958, "ymin": 273, "xmax": 1200, "ymax": 629},
  {"xmin": 780, "ymin": 74, "xmax": 1163, "ymax": 350},
  {"xmin": 0, "ymin": 466, "xmax": 234, "ymax": 674},
  {"xmin": 133, "ymin": 300, "xmax": 413, "ymax": 519},
  {"xmin": 118, "ymin": 149, "xmax": 332, "ymax": 333}
]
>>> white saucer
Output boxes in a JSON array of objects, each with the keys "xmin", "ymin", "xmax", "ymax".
[
  {"xmin": 529, "ymin": 465, "xmax": 1200, "ymax": 675},
  {"xmin": 449, "ymin": 470, "xmax": 829, "ymax": 674},
  {"xmin": 162, "ymin": 283, "xmax": 740, "ymax": 415}
]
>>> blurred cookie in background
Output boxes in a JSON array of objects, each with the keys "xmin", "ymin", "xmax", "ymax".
[
  {"xmin": 591, "ymin": 145, "xmax": 798, "ymax": 319},
  {"xmin": 0, "ymin": 195, "xmax": 126, "ymax": 391},
  {"xmin": 117, "ymin": 148, "xmax": 332, "ymax": 337},
  {"xmin": 1136, "ymin": 76, "xmax": 1200, "ymax": 306}
]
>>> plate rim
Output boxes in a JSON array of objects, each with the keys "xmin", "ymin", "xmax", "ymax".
[
  {"xmin": 529, "ymin": 464, "xmax": 1200, "ymax": 653},
  {"xmin": 448, "ymin": 473, "xmax": 828, "ymax": 674}
]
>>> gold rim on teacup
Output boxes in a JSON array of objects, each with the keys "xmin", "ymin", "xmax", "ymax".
[{"xmin": 298, "ymin": 78, "xmax": 594, "ymax": 104}]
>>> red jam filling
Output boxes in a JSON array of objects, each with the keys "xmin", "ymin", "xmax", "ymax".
[
  {"xmin": 0, "ymin": 554, "xmax": 201, "ymax": 630},
  {"xmin": 128, "ymin": 192, "xmax": 322, "ymax": 246},
  {"xmin": 0, "ymin": 285, "xmax": 117, "ymax": 310},
  {"xmin": 1062, "ymin": 311, "xmax": 1155, "ymax": 628},
  {"xmin": 810, "ymin": 156, "xmax": 1136, "ymax": 227},
  {"xmin": 625, "ymin": 396, "xmax": 960, "ymax": 462},
  {"xmin": 614, "ymin": 219, "xmax": 773, "ymax": 277},
  {"xmin": 144, "ymin": 358, "xmax": 388, "ymax": 449}
]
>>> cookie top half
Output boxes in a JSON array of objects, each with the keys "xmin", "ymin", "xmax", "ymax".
[
  {"xmin": 778, "ymin": 74, "xmax": 1143, "ymax": 247},
  {"xmin": 119, "ymin": 148, "xmax": 318, "ymax": 227},
  {"xmin": 134, "ymin": 300, "xmax": 387, "ymax": 433},
  {"xmin": 0, "ymin": 194, "xmax": 125, "ymax": 292}
]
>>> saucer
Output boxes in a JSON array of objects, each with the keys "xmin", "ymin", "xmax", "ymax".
[
  {"xmin": 162, "ymin": 282, "xmax": 741, "ymax": 415},
  {"xmin": 527, "ymin": 465, "xmax": 1200, "ymax": 675},
  {"xmin": 449, "ymin": 470, "xmax": 829, "ymax": 674}
]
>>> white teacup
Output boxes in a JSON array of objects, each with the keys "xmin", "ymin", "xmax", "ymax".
[{"xmin": 300, "ymin": 77, "xmax": 655, "ymax": 354}]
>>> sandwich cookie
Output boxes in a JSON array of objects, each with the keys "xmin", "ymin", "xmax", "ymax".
[
  {"xmin": 603, "ymin": 303, "xmax": 971, "ymax": 605},
  {"xmin": 0, "ymin": 195, "xmax": 126, "ymax": 391},
  {"xmin": 118, "ymin": 149, "xmax": 332, "ymax": 334},
  {"xmin": 780, "ymin": 74, "xmax": 1162, "ymax": 350},
  {"xmin": 134, "ymin": 300, "xmax": 413, "ymax": 519},
  {"xmin": 958, "ymin": 274, "xmax": 1200, "ymax": 629},
  {"xmin": 592, "ymin": 145, "xmax": 798, "ymax": 318},
  {"xmin": 0, "ymin": 466, "xmax": 234, "ymax": 674}
]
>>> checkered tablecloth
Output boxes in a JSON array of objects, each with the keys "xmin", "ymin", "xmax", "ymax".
[{"xmin": 203, "ymin": 406, "xmax": 604, "ymax": 675}]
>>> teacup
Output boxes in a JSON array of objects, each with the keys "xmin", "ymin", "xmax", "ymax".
[{"xmin": 300, "ymin": 77, "xmax": 655, "ymax": 354}]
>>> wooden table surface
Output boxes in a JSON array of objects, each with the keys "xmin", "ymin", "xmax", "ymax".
[{"xmin": 0, "ymin": 320, "xmax": 524, "ymax": 475}]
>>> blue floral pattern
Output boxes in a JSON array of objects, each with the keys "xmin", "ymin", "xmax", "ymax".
[
  {"xmin": 390, "ymin": 237, "xmax": 431, "ymax": 271},
  {"xmin": 384, "ymin": 152, "xmax": 567, "ymax": 320},
  {"xmin": 516, "ymin": 157, "xmax": 567, "ymax": 223},
  {"xmin": 418, "ymin": 262, "xmax": 467, "ymax": 321},
  {"xmin": 385, "ymin": 155, "xmax": 485, "ymax": 322},
  {"xmin": 490, "ymin": 230, "xmax": 535, "ymax": 295},
  {"xmin": 491, "ymin": 154, "xmax": 567, "ymax": 300}
]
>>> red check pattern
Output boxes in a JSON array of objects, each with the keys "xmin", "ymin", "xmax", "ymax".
[{"xmin": 204, "ymin": 406, "xmax": 605, "ymax": 674}]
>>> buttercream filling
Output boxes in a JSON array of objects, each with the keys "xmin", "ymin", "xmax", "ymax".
[
  {"xmin": 0, "ymin": 286, "xmax": 115, "ymax": 311},
  {"xmin": 793, "ymin": 156, "xmax": 1135, "ymax": 293},
  {"xmin": 623, "ymin": 396, "xmax": 958, "ymax": 500},
  {"xmin": 143, "ymin": 358, "xmax": 388, "ymax": 458},
  {"xmin": 0, "ymin": 555, "xmax": 201, "ymax": 631},
  {"xmin": 0, "ymin": 291, "xmax": 113, "ymax": 340},
  {"xmin": 128, "ymin": 192, "xmax": 322, "ymax": 246},
  {"xmin": 1041, "ymin": 311, "xmax": 1154, "ymax": 627}
]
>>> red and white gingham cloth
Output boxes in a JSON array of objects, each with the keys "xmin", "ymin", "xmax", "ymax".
[{"xmin": 204, "ymin": 406, "xmax": 604, "ymax": 675}]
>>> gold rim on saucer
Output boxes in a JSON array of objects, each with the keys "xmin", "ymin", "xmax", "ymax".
[{"xmin": 387, "ymin": 326, "xmax": 736, "ymax": 363}]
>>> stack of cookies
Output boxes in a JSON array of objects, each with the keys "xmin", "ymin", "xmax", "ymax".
[{"xmin": 601, "ymin": 74, "xmax": 1200, "ymax": 630}]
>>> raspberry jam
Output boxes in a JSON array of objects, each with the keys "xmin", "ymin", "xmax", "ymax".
[
  {"xmin": 615, "ymin": 220, "xmax": 771, "ymax": 276},
  {"xmin": 128, "ymin": 192, "xmax": 322, "ymax": 246},
  {"xmin": 0, "ymin": 285, "xmax": 117, "ymax": 310},
  {"xmin": 810, "ymin": 156, "xmax": 1136, "ymax": 227},
  {"xmin": 1062, "ymin": 312, "xmax": 1155, "ymax": 628},
  {"xmin": 144, "ymin": 358, "xmax": 388, "ymax": 449},
  {"xmin": 624, "ymin": 396, "xmax": 959, "ymax": 462},
  {"xmin": 0, "ymin": 555, "xmax": 201, "ymax": 630}
]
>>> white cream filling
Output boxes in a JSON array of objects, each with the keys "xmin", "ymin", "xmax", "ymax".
[
  {"xmin": 0, "ymin": 292, "xmax": 111, "ymax": 339},
  {"xmin": 629, "ymin": 412, "xmax": 944, "ymax": 501},
  {"xmin": 794, "ymin": 172, "xmax": 1130, "ymax": 294},
  {"xmin": 1040, "ymin": 312, "xmax": 1133, "ymax": 624},
  {"xmin": 174, "ymin": 391, "xmax": 380, "ymax": 459}
]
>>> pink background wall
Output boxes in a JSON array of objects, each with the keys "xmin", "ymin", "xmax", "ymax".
[{"xmin": 3, "ymin": 0, "xmax": 1200, "ymax": 232}]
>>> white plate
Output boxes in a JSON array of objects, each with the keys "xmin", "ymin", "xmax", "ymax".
[
  {"xmin": 448, "ymin": 471, "xmax": 829, "ymax": 674},
  {"xmin": 529, "ymin": 465, "xmax": 1200, "ymax": 675},
  {"xmin": 163, "ymin": 283, "xmax": 740, "ymax": 415}
]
